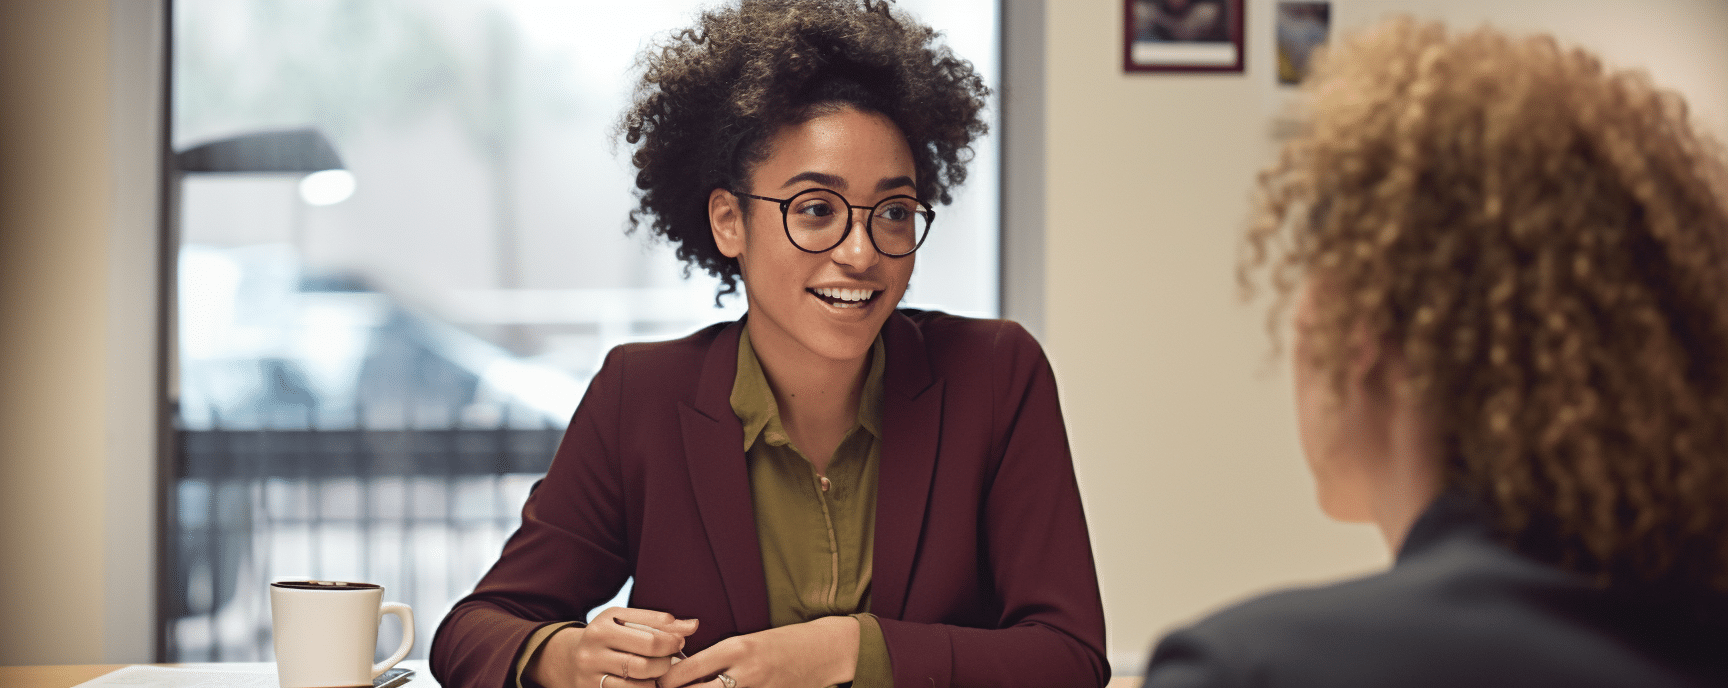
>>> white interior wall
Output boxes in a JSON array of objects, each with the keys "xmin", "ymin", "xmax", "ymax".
[{"xmin": 1045, "ymin": 0, "xmax": 1728, "ymax": 673}]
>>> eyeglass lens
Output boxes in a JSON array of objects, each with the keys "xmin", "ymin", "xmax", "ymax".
[{"xmin": 783, "ymin": 188, "xmax": 930, "ymax": 255}]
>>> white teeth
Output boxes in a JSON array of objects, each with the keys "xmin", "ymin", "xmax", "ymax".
[{"xmin": 814, "ymin": 287, "xmax": 876, "ymax": 303}]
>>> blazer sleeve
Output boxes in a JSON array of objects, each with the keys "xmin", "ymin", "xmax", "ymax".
[
  {"xmin": 430, "ymin": 347, "xmax": 635, "ymax": 688},
  {"xmin": 878, "ymin": 320, "xmax": 1111, "ymax": 688}
]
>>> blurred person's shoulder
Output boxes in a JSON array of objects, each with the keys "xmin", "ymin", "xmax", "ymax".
[{"xmin": 1143, "ymin": 498, "xmax": 1728, "ymax": 688}]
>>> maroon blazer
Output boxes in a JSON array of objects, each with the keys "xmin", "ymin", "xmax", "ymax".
[{"xmin": 431, "ymin": 310, "xmax": 1108, "ymax": 688}]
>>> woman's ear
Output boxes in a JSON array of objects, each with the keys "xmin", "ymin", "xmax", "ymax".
[
  {"xmin": 1340, "ymin": 319, "xmax": 1386, "ymax": 390},
  {"xmin": 710, "ymin": 188, "xmax": 745, "ymax": 259}
]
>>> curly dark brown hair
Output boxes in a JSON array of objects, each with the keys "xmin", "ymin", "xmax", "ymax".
[
  {"xmin": 618, "ymin": 0, "xmax": 990, "ymax": 301},
  {"xmin": 1244, "ymin": 18, "xmax": 1728, "ymax": 590}
]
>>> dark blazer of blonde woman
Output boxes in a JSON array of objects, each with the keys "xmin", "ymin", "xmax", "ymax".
[{"xmin": 1143, "ymin": 492, "xmax": 1728, "ymax": 688}]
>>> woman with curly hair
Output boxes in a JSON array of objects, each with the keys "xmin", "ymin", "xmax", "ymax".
[
  {"xmin": 1142, "ymin": 18, "xmax": 1728, "ymax": 687},
  {"xmin": 430, "ymin": 2, "xmax": 1107, "ymax": 687}
]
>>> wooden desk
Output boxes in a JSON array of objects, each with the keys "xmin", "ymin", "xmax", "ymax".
[
  {"xmin": 0, "ymin": 661, "xmax": 440, "ymax": 688},
  {"xmin": 0, "ymin": 662, "xmax": 1140, "ymax": 688},
  {"xmin": 0, "ymin": 664, "xmax": 124, "ymax": 688}
]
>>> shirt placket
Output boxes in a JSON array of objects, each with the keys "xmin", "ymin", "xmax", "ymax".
[{"xmin": 810, "ymin": 462, "xmax": 842, "ymax": 610}]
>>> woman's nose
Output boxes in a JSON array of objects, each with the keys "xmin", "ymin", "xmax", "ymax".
[{"xmin": 831, "ymin": 212, "xmax": 880, "ymax": 268}]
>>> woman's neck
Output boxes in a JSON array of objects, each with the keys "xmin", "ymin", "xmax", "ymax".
[
  {"xmin": 746, "ymin": 323, "xmax": 870, "ymax": 473},
  {"xmin": 1369, "ymin": 392, "xmax": 1445, "ymax": 552}
]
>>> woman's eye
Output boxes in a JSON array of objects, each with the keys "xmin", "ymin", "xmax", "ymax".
[
  {"xmin": 876, "ymin": 204, "xmax": 912, "ymax": 222},
  {"xmin": 795, "ymin": 202, "xmax": 836, "ymax": 218}
]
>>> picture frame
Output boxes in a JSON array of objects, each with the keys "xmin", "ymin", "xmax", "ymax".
[
  {"xmin": 1124, "ymin": 0, "xmax": 1246, "ymax": 73},
  {"xmin": 1275, "ymin": 1, "xmax": 1330, "ymax": 85}
]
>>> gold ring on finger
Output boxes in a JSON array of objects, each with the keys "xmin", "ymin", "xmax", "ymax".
[{"xmin": 717, "ymin": 672, "xmax": 737, "ymax": 688}]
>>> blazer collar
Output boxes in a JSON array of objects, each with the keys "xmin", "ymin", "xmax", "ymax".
[
  {"xmin": 874, "ymin": 311, "xmax": 944, "ymax": 619},
  {"xmin": 680, "ymin": 320, "xmax": 771, "ymax": 632},
  {"xmin": 691, "ymin": 319, "xmax": 747, "ymax": 421},
  {"xmin": 1395, "ymin": 488, "xmax": 1496, "ymax": 564}
]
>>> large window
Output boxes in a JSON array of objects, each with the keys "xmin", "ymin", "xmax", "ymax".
[{"xmin": 168, "ymin": 0, "xmax": 1000, "ymax": 661}]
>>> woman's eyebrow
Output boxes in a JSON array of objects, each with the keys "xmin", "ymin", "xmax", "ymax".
[
  {"xmin": 876, "ymin": 175, "xmax": 915, "ymax": 193},
  {"xmin": 781, "ymin": 171, "xmax": 846, "ymax": 189},
  {"xmin": 778, "ymin": 172, "xmax": 917, "ymax": 194}
]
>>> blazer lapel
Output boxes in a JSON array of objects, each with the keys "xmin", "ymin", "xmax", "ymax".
[
  {"xmin": 678, "ymin": 320, "xmax": 772, "ymax": 634},
  {"xmin": 873, "ymin": 311, "xmax": 944, "ymax": 620}
]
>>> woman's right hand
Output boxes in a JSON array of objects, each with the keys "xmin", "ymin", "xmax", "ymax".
[{"xmin": 528, "ymin": 607, "xmax": 698, "ymax": 688}]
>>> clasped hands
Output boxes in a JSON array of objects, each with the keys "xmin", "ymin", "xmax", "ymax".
[{"xmin": 528, "ymin": 607, "xmax": 860, "ymax": 688}]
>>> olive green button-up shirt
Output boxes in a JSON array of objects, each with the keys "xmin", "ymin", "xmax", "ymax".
[{"xmin": 731, "ymin": 327, "xmax": 892, "ymax": 687}]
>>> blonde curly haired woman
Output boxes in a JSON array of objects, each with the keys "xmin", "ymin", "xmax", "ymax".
[{"xmin": 1144, "ymin": 18, "xmax": 1728, "ymax": 687}]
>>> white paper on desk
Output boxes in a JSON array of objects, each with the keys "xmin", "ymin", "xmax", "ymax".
[{"xmin": 73, "ymin": 665, "xmax": 278, "ymax": 688}]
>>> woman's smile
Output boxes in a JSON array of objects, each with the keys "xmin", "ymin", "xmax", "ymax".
[{"xmin": 809, "ymin": 286, "xmax": 881, "ymax": 309}]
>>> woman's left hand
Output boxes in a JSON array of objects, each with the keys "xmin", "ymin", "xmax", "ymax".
[{"xmin": 657, "ymin": 615, "xmax": 859, "ymax": 688}]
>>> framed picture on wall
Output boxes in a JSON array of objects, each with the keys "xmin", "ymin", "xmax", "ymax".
[
  {"xmin": 1276, "ymin": 1, "xmax": 1330, "ymax": 84},
  {"xmin": 1124, "ymin": 0, "xmax": 1245, "ymax": 73}
]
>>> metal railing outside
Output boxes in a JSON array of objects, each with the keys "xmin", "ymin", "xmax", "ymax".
[{"xmin": 168, "ymin": 427, "xmax": 560, "ymax": 661}]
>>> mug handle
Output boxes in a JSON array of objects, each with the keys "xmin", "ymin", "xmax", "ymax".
[{"xmin": 373, "ymin": 602, "xmax": 415, "ymax": 680}]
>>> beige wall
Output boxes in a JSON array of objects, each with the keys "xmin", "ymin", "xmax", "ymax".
[
  {"xmin": 0, "ymin": 0, "xmax": 116, "ymax": 665},
  {"xmin": 0, "ymin": 0, "xmax": 159, "ymax": 665},
  {"xmin": 1046, "ymin": 0, "xmax": 1728, "ymax": 671}
]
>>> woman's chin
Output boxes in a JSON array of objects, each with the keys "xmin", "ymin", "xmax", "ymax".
[
  {"xmin": 803, "ymin": 303, "xmax": 895, "ymax": 356},
  {"xmin": 1314, "ymin": 487, "xmax": 1376, "ymax": 524},
  {"xmin": 800, "ymin": 330, "xmax": 880, "ymax": 363}
]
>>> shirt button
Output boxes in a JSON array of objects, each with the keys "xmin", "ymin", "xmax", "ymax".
[{"xmin": 819, "ymin": 476, "xmax": 831, "ymax": 492}]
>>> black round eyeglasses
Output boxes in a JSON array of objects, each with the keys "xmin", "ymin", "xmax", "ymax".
[{"xmin": 731, "ymin": 188, "xmax": 934, "ymax": 257}]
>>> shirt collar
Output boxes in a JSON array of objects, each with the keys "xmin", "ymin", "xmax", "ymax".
[{"xmin": 730, "ymin": 326, "xmax": 886, "ymax": 452}]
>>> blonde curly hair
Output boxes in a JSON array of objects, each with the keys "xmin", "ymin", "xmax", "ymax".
[{"xmin": 1244, "ymin": 18, "xmax": 1728, "ymax": 589}]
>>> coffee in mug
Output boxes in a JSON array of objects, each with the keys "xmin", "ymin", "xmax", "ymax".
[{"xmin": 269, "ymin": 580, "xmax": 414, "ymax": 688}]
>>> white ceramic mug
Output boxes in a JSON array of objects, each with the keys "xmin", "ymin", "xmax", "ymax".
[{"xmin": 269, "ymin": 580, "xmax": 414, "ymax": 688}]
